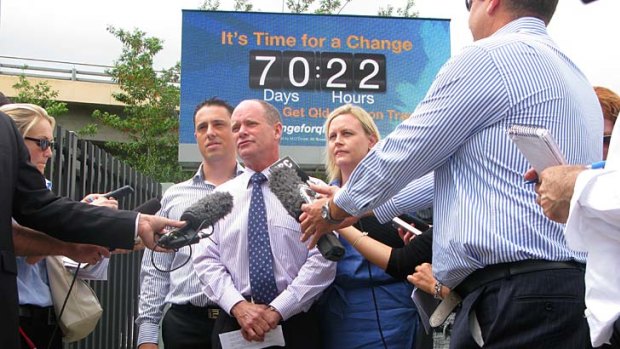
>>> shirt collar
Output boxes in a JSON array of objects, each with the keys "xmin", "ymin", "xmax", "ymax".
[
  {"xmin": 493, "ymin": 17, "xmax": 548, "ymax": 37},
  {"xmin": 192, "ymin": 162, "xmax": 244, "ymax": 185}
]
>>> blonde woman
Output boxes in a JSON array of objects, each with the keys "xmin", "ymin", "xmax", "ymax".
[
  {"xmin": 1, "ymin": 103, "xmax": 114, "ymax": 349},
  {"xmin": 317, "ymin": 104, "xmax": 424, "ymax": 349}
]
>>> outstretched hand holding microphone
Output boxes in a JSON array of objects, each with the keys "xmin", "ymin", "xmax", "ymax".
[
  {"xmin": 156, "ymin": 191, "xmax": 234, "ymax": 250},
  {"xmin": 269, "ymin": 165, "xmax": 346, "ymax": 261}
]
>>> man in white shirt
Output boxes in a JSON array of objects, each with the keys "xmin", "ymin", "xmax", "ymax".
[
  {"xmin": 137, "ymin": 98, "xmax": 241, "ymax": 349},
  {"xmin": 526, "ymin": 120, "xmax": 620, "ymax": 347},
  {"xmin": 192, "ymin": 99, "xmax": 335, "ymax": 348}
]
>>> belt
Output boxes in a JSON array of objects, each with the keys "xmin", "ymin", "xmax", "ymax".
[
  {"xmin": 170, "ymin": 303, "xmax": 220, "ymax": 319},
  {"xmin": 454, "ymin": 259, "xmax": 585, "ymax": 299},
  {"xmin": 430, "ymin": 259, "xmax": 584, "ymax": 328},
  {"xmin": 18, "ymin": 305, "xmax": 57, "ymax": 325}
]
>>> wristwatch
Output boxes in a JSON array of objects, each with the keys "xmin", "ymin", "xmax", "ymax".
[{"xmin": 321, "ymin": 201, "xmax": 344, "ymax": 225}]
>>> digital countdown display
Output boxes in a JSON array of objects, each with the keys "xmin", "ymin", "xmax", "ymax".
[{"xmin": 180, "ymin": 11, "xmax": 450, "ymax": 166}]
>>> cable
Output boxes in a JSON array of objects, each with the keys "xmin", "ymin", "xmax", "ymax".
[
  {"xmin": 47, "ymin": 262, "xmax": 81, "ymax": 349},
  {"xmin": 151, "ymin": 246, "xmax": 192, "ymax": 273},
  {"xmin": 150, "ymin": 225, "xmax": 215, "ymax": 273},
  {"xmin": 358, "ymin": 220, "xmax": 388, "ymax": 349}
]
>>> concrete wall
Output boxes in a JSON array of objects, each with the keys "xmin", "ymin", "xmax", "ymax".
[{"xmin": 0, "ymin": 75, "xmax": 130, "ymax": 143}]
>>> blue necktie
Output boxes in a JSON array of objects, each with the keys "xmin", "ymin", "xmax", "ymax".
[{"xmin": 247, "ymin": 172, "xmax": 278, "ymax": 304}]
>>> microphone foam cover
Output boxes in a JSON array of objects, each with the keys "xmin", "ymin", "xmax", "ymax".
[
  {"xmin": 269, "ymin": 166, "xmax": 305, "ymax": 220},
  {"xmin": 180, "ymin": 191, "xmax": 234, "ymax": 229},
  {"xmin": 132, "ymin": 198, "xmax": 162, "ymax": 215}
]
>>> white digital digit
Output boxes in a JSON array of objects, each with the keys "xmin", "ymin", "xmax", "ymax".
[
  {"xmin": 255, "ymin": 55, "xmax": 277, "ymax": 86},
  {"xmin": 289, "ymin": 57, "xmax": 309, "ymax": 87},
  {"xmin": 358, "ymin": 59, "xmax": 380, "ymax": 90},
  {"xmin": 325, "ymin": 58, "xmax": 347, "ymax": 89}
]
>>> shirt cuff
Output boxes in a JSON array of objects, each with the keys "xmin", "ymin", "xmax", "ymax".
[
  {"xmin": 373, "ymin": 199, "xmax": 401, "ymax": 224},
  {"xmin": 137, "ymin": 321, "xmax": 159, "ymax": 346},
  {"xmin": 334, "ymin": 188, "xmax": 364, "ymax": 217},
  {"xmin": 219, "ymin": 289, "xmax": 246, "ymax": 316},
  {"xmin": 135, "ymin": 213, "xmax": 141, "ymax": 240},
  {"xmin": 269, "ymin": 289, "xmax": 302, "ymax": 321}
]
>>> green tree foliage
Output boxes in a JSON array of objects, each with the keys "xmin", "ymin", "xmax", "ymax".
[
  {"xmin": 234, "ymin": 0, "xmax": 253, "ymax": 11},
  {"xmin": 11, "ymin": 75, "xmax": 68, "ymax": 117},
  {"xmin": 286, "ymin": 0, "xmax": 350, "ymax": 14},
  {"xmin": 199, "ymin": 0, "xmax": 220, "ymax": 10},
  {"xmin": 378, "ymin": 0, "xmax": 419, "ymax": 17},
  {"xmin": 286, "ymin": 0, "xmax": 313, "ymax": 13},
  {"xmin": 200, "ymin": 0, "xmax": 417, "ymax": 16},
  {"xmin": 315, "ymin": 0, "xmax": 346, "ymax": 14},
  {"xmin": 93, "ymin": 26, "xmax": 185, "ymax": 183},
  {"xmin": 200, "ymin": 0, "xmax": 253, "ymax": 11}
]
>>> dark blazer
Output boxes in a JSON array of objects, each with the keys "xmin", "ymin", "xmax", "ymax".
[{"xmin": 0, "ymin": 112, "xmax": 138, "ymax": 348}]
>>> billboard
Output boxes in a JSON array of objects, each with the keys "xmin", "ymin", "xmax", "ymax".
[{"xmin": 180, "ymin": 10, "xmax": 450, "ymax": 166}]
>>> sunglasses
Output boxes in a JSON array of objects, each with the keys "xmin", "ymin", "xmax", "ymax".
[
  {"xmin": 466, "ymin": 0, "xmax": 472, "ymax": 11},
  {"xmin": 25, "ymin": 136, "xmax": 55, "ymax": 151},
  {"xmin": 603, "ymin": 135, "xmax": 612, "ymax": 144}
]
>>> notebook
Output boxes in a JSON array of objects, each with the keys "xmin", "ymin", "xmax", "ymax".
[{"xmin": 507, "ymin": 125, "xmax": 566, "ymax": 174}]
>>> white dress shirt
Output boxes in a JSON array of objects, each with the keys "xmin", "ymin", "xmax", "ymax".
[
  {"xmin": 192, "ymin": 167, "xmax": 336, "ymax": 321},
  {"xmin": 136, "ymin": 164, "xmax": 242, "ymax": 346},
  {"xmin": 565, "ymin": 120, "xmax": 620, "ymax": 347}
]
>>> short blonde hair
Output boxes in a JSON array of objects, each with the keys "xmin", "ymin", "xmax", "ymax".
[
  {"xmin": 324, "ymin": 104, "xmax": 380, "ymax": 183},
  {"xmin": 0, "ymin": 103, "xmax": 56, "ymax": 138}
]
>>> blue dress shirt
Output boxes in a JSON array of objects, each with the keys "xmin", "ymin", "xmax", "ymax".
[
  {"xmin": 334, "ymin": 18, "xmax": 602, "ymax": 288},
  {"xmin": 15, "ymin": 179, "xmax": 55, "ymax": 307}
]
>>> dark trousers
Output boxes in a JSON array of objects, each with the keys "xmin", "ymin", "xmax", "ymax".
[
  {"xmin": 450, "ymin": 268, "xmax": 591, "ymax": 349},
  {"xmin": 212, "ymin": 307, "xmax": 321, "ymax": 349},
  {"xmin": 18, "ymin": 305, "xmax": 62, "ymax": 349},
  {"xmin": 161, "ymin": 304, "xmax": 218, "ymax": 349}
]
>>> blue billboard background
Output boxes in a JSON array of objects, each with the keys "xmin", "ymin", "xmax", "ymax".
[{"xmin": 180, "ymin": 11, "xmax": 450, "ymax": 162}]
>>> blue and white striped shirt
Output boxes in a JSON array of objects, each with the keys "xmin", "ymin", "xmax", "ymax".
[
  {"xmin": 136, "ymin": 164, "xmax": 243, "ymax": 346},
  {"xmin": 193, "ymin": 166, "xmax": 336, "ymax": 321},
  {"xmin": 335, "ymin": 18, "xmax": 602, "ymax": 288},
  {"xmin": 374, "ymin": 172, "xmax": 434, "ymax": 223}
]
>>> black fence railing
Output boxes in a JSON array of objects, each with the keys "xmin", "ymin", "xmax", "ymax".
[{"xmin": 44, "ymin": 126, "xmax": 162, "ymax": 349}]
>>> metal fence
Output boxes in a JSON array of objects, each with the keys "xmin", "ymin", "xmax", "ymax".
[
  {"xmin": 0, "ymin": 55, "xmax": 114, "ymax": 84},
  {"xmin": 45, "ymin": 126, "xmax": 162, "ymax": 349}
]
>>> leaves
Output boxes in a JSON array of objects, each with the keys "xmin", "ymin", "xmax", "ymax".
[
  {"xmin": 378, "ymin": 0, "xmax": 419, "ymax": 17},
  {"xmin": 11, "ymin": 75, "xmax": 68, "ymax": 117},
  {"xmin": 234, "ymin": 0, "xmax": 253, "ymax": 11},
  {"xmin": 93, "ymin": 26, "xmax": 185, "ymax": 183},
  {"xmin": 199, "ymin": 0, "xmax": 220, "ymax": 10}
]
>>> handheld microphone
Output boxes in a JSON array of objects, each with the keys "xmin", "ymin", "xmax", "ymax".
[
  {"xmin": 269, "ymin": 165, "xmax": 345, "ymax": 262},
  {"xmin": 133, "ymin": 198, "xmax": 162, "ymax": 215},
  {"xmin": 102, "ymin": 185, "xmax": 134, "ymax": 199},
  {"xmin": 157, "ymin": 191, "xmax": 233, "ymax": 249}
]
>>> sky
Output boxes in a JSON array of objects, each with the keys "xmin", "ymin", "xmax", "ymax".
[{"xmin": 0, "ymin": 0, "xmax": 618, "ymax": 93}]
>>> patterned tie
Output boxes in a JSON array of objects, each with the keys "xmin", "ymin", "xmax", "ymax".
[{"xmin": 247, "ymin": 172, "xmax": 278, "ymax": 304}]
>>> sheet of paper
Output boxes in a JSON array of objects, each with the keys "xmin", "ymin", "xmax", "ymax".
[
  {"xmin": 62, "ymin": 257, "xmax": 109, "ymax": 281},
  {"xmin": 219, "ymin": 325, "xmax": 285, "ymax": 349}
]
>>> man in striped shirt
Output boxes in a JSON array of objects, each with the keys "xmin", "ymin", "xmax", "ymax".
[
  {"xmin": 136, "ymin": 98, "xmax": 241, "ymax": 349},
  {"xmin": 300, "ymin": 0, "xmax": 601, "ymax": 348},
  {"xmin": 193, "ymin": 100, "xmax": 335, "ymax": 348}
]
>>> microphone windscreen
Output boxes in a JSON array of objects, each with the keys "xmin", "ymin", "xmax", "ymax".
[
  {"xmin": 180, "ymin": 191, "xmax": 234, "ymax": 229},
  {"xmin": 269, "ymin": 166, "xmax": 305, "ymax": 220},
  {"xmin": 133, "ymin": 198, "xmax": 161, "ymax": 215}
]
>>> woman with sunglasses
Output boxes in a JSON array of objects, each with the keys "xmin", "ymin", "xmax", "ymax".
[{"xmin": 0, "ymin": 103, "xmax": 116, "ymax": 349}]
